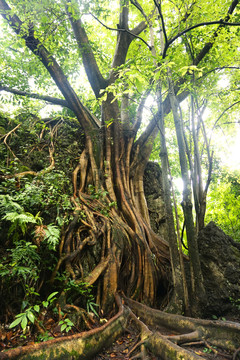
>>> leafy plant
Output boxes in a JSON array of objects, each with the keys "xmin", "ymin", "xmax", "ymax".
[
  {"xmin": 37, "ymin": 332, "xmax": 54, "ymax": 342},
  {"xmin": 9, "ymin": 292, "xmax": 58, "ymax": 331},
  {"xmin": 59, "ymin": 318, "xmax": 74, "ymax": 333},
  {"xmin": 42, "ymin": 291, "xmax": 58, "ymax": 308},
  {"xmin": 87, "ymin": 299, "xmax": 99, "ymax": 318},
  {"xmin": 64, "ymin": 279, "xmax": 98, "ymax": 316},
  {"xmin": 3, "ymin": 211, "xmax": 40, "ymax": 237},
  {"xmin": 0, "ymin": 241, "xmax": 41, "ymax": 284},
  {"xmin": 41, "ymin": 224, "xmax": 61, "ymax": 251},
  {"xmin": 206, "ymin": 169, "xmax": 240, "ymax": 241},
  {"xmin": 229, "ymin": 297, "xmax": 240, "ymax": 311},
  {"xmin": 9, "ymin": 305, "xmax": 40, "ymax": 330}
]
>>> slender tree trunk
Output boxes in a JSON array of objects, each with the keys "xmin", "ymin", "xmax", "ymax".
[
  {"xmin": 158, "ymin": 90, "xmax": 190, "ymax": 314},
  {"xmin": 167, "ymin": 69, "xmax": 206, "ymax": 311},
  {"xmin": 148, "ymin": 20, "xmax": 189, "ymax": 314}
]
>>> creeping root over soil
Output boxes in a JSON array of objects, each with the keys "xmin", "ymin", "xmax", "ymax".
[{"xmin": 0, "ymin": 295, "xmax": 239, "ymax": 360}]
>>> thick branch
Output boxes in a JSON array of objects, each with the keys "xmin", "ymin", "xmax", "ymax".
[
  {"xmin": 67, "ymin": 8, "xmax": 108, "ymax": 98},
  {"xmin": 0, "ymin": 85, "xmax": 70, "ymax": 108},
  {"xmin": 110, "ymin": 2, "xmax": 147, "ymax": 78},
  {"xmin": 0, "ymin": 85, "xmax": 101, "ymax": 128}
]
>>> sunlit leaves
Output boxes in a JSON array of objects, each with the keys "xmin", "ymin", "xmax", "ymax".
[{"xmin": 206, "ymin": 169, "xmax": 240, "ymax": 241}]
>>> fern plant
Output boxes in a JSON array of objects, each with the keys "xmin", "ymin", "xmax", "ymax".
[
  {"xmin": 3, "ymin": 212, "xmax": 40, "ymax": 237},
  {"xmin": 1, "ymin": 194, "xmax": 60, "ymax": 250},
  {"xmin": 43, "ymin": 224, "xmax": 60, "ymax": 251}
]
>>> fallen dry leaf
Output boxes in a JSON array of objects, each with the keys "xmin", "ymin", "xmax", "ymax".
[{"xmin": 116, "ymin": 340, "xmax": 123, "ymax": 344}]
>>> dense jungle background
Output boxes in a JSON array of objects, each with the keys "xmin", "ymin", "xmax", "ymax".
[{"xmin": 0, "ymin": 0, "xmax": 240, "ymax": 359}]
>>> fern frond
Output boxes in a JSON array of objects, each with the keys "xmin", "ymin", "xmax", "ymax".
[
  {"xmin": 3, "ymin": 212, "xmax": 37, "ymax": 235},
  {"xmin": 44, "ymin": 225, "xmax": 60, "ymax": 250}
]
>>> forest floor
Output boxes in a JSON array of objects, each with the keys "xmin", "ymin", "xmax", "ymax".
[
  {"xmin": 1, "ymin": 314, "xmax": 238, "ymax": 359},
  {"xmin": 93, "ymin": 323, "xmax": 235, "ymax": 360}
]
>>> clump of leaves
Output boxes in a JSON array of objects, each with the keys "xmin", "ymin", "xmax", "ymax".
[
  {"xmin": 59, "ymin": 318, "xmax": 74, "ymax": 333},
  {"xmin": 64, "ymin": 279, "xmax": 99, "ymax": 316},
  {"xmin": 0, "ymin": 197, "xmax": 61, "ymax": 319},
  {"xmin": 0, "ymin": 241, "xmax": 40, "ymax": 285},
  {"xmin": 9, "ymin": 292, "xmax": 58, "ymax": 332},
  {"xmin": 0, "ymin": 194, "xmax": 61, "ymax": 250}
]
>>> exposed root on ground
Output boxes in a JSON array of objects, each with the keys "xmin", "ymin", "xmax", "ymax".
[{"xmin": 1, "ymin": 295, "xmax": 239, "ymax": 360}]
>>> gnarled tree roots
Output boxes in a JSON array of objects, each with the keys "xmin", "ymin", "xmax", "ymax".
[{"xmin": 1, "ymin": 295, "xmax": 239, "ymax": 360}]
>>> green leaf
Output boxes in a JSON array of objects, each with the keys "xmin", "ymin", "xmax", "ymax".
[
  {"xmin": 9, "ymin": 317, "xmax": 22, "ymax": 328},
  {"xmin": 60, "ymin": 323, "xmax": 67, "ymax": 332},
  {"xmin": 27, "ymin": 311, "xmax": 35, "ymax": 324},
  {"xmin": 47, "ymin": 291, "xmax": 58, "ymax": 302},
  {"xmin": 33, "ymin": 305, "xmax": 39, "ymax": 313},
  {"xmin": 65, "ymin": 319, "xmax": 74, "ymax": 326},
  {"xmin": 44, "ymin": 225, "xmax": 60, "ymax": 250},
  {"xmin": 42, "ymin": 301, "xmax": 48, "ymax": 308},
  {"xmin": 21, "ymin": 315, "xmax": 28, "ymax": 330},
  {"xmin": 135, "ymin": 78, "xmax": 143, "ymax": 92}
]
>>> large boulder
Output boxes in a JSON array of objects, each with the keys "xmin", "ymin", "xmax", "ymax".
[
  {"xmin": 144, "ymin": 162, "xmax": 168, "ymax": 240},
  {"xmin": 198, "ymin": 222, "xmax": 240, "ymax": 318}
]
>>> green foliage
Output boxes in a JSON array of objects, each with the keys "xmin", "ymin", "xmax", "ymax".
[
  {"xmin": 65, "ymin": 279, "xmax": 92, "ymax": 301},
  {"xmin": 64, "ymin": 279, "xmax": 98, "ymax": 315},
  {"xmin": 87, "ymin": 299, "xmax": 99, "ymax": 318},
  {"xmin": 88, "ymin": 184, "xmax": 108, "ymax": 200},
  {"xmin": 42, "ymin": 291, "xmax": 58, "ymax": 308},
  {"xmin": 206, "ymin": 169, "xmax": 240, "ymax": 241},
  {"xmin": 3, "ymin": 211, "xmax": 40, "ymax": 238},
  {"xmin": 0, "ymin": 0, "xmax": 239, "ymax": 330},
  {"xmin": 9, "ymin": 306, "xmax": 38, "ymax": 330},
  {"xmin": 0, "ymin": 113, "xmax": 83, "ymax": 322},
  {"xmin": 42, "ymin": 225, "xmax": 60, "ymax": 251},
  {"xmin": 9, "ymin": 291, "xmax": 58, "ymax": 331},
  {"xmin": 229, "ymin": 297, "xmax": 240, "ymax": 311},
  {"xmin": 203, "ymin": 347, "xmax": 214, "ymax": 354},
  {"xmin": 0, "ymin": 193, "xmax": 61, "ymax": 249},
  {"xmin": 0, "ymin": 241, "xmax": 40, "ymax": 285},
  {"xmin": 37, "ymin": 332, "xmax": 54, "ymax": 342},
  {"xmin": 59, "ymin": 318, "xmax": 74, "ymax": 333},
  {"xmin": 88, "ymin": 184, "xmax": 117, "ymax": 216}
]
